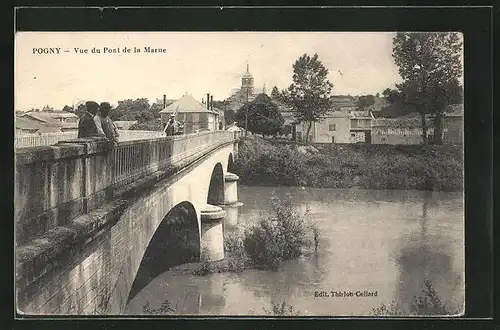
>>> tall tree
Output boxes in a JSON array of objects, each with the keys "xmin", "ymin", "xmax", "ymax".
[
  {"xmin": 270, "ymin": 86, "xmax": 281, "ymax": 100},
  {"xmin": 235, "ymin": 94, "xmax": 284, "ymax": 137},
  {"xmin": 392, "ymin": 32, "xmax": 463, "ymax": 145},
  {"xmin": 282, "ymin": 53, "xmax": 333, "ymax": 144}
]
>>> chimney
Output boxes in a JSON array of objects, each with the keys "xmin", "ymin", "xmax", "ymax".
[
  {"xmin": 206, "ymin": 93, "xmax": 210, "ymax": 110},
  {"xmin": 163, "ymin": 94, "xmax": 166, "ymax": 108},
  {"xmin": 210, "ymin": 95, "xmax": 214, "ymax": 110}
]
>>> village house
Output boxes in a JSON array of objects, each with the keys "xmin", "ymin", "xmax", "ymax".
[
  {"xmin": 15, "ymin": 116, "xmax": 63, "ymax": 135},
  {"xmin": 349, "ymin": 110, "xmax": 375, "ymax": 143},
  {"xmin": 159, "ymin": 94, "xmax": 221, "ymax": 134},
  {"xmin": 299, "ymin": 111, "xmax": 351, "ymax": 143},
  {"xmin": 16, "ymin": 110, "xmax": 79, "ymax": 134},
  {"xmin": 442, "ymin": 104, "xmax": 464, "ymax": 145}
]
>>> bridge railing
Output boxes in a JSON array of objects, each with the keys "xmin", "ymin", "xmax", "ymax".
[
  {"xmin": 14, "ymin": 130, "xmax": 237, "ymax": 247},
  {"xmin": 14, "ymin": 130, "xmax": 165, "ymax": 148}
]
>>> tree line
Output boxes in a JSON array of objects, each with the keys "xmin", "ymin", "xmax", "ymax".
[{"xmin": 234, "ymin": 32, "xmax": 462, "ymax": 145}]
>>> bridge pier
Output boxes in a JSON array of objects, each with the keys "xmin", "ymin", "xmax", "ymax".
[
  {"xmin": 200, "ymin": 204, "xmax": 225, "ymax": 262},
  {"xmin": 222, "ymin": 172, "xmax": 243, "ymax": 226}
]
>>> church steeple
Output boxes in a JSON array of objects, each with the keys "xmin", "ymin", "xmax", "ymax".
[{"xmin": 241, "ymin": 61, "xmax": 254, "ymax": 95}]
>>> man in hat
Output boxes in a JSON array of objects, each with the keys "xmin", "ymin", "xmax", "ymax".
[
  {"xmin": 96, "ymin": 102, "xmax": 119, "ymax": 145},
  {"xmin": 163, "ymin": 114, "xmax": 177, "ymax": 136},
  {"xmin": 78, "ymin": 101, "xmax": 100, "ymax": 138}
]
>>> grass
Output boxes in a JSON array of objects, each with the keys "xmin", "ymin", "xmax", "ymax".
[
  {"xmin": 233, "ymin": 136, "xmax": 463, "ymax": 192},
  {"xmin": 372, "ymin": 280, "xmax": 458, "ymax": 316}
]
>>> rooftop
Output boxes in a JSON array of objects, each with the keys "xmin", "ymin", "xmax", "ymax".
[{"xmin": 160, "ymin": 94, "xmax": 219, "ymax": 115}]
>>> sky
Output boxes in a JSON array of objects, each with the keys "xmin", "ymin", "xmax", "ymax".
[{"xmin": 15, "ymin": 32, "xmax": 403, "ymax": 111}]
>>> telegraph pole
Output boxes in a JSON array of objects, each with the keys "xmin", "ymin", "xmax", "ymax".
[{"xmin": 245, "ymin": 88, "xmax": 249, "ymax": 137}]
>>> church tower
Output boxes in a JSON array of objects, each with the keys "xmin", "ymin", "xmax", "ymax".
[{"xmin": 241, "ymin": 62, "xmax": 254, "ymax": 97}]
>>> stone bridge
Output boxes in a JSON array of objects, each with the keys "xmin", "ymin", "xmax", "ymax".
[{"xmin": 15, "ymin": 131, "xmax": 242, "ymax": 315}]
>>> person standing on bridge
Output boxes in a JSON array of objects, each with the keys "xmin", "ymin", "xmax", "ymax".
[
  {"xmin": 163, "ymin": 114, "xmax": 177, "ymax": 136},
  {"xmin": 78, "ymin": 101, "xmax": 100, "ymax": 138},
  {"xmin": 96, "ymin": 102, "xmax": 120, "ymax": 145}
]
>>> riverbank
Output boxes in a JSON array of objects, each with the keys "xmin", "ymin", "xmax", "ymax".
[{"xmin": 232, "ymin": 136, "xmax": 463, "ymax": 192}]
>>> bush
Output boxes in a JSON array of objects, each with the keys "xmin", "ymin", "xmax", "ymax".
[{"xmin": 242, "ymin": 194, "xmax": 316, "ymax": 269}]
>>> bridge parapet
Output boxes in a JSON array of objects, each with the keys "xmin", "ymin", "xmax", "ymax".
[{"xmin": 15, "ymin": 131, "xmax": 235, "ymax": 248}]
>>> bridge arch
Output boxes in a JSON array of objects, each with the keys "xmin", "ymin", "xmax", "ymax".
[
  {"xmin": 127, "ymin": 201, "xmax": 200, "ymax": 302},
  {"xmin": 207, "ymin": 163, "xmax": 225, "ymax": 205}
]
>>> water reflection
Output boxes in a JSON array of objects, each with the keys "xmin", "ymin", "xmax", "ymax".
[
  {"xmin": 392, "ymin": 191, "xmax": 463, "ymax": 315},
  {"xmin": 126, "ymin": 186, "xmax": 464, "ymax": 316}
]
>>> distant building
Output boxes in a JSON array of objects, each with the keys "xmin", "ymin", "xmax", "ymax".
[
  {"xmin": 226, "ymin": 63, "xmax": 259, "ymax": 111},
  {"xmin": 348, "ymin": 110, "xmax": 375, "ymax": 143},
  {"xmin": 442, "ymin": 104, "xmax": 463, "ymax": 145},
  {"xmin": 226, "ymin": 123, "xmax": 244, "ymax": 132},
  {"xmin": 371, "ymin": 117, "xmax": 435, "ymax": 145},
  {"xmin": 15, "ymin": 116, "xmax": 63, "ymax": 135},
  {"xmin": 294, "ymin": 111, "xmax": 351, "ymax": 144},
  {"xmin": 159, "ymin": 94, "xmax": 220, "ymax": 133},
  {"xmin": 17, "ymin": 110, "xmax": 78, "ymax": 133}
]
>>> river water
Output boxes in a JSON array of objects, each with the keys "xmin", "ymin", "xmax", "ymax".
[{"xmin": 125, "ymin": 186, "xmax": 464, "ymax": 316}]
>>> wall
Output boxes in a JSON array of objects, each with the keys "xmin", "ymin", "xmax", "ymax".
[
  {"xmin": 443, "ymin": 116, "xmax": 463, "ymax": 145},
  {"xmin": 372, "ymin": 127, "xmax": 435, "ymax": 145},
  {"xmin": 16, "ymin": 141, "xmax": 235, "ymax": 315},
  {"xmin": 311, "ymin": 116, "xmax": 350, "ymax": 143}
]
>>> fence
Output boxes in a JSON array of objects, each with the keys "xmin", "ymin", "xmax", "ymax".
[
  {"xmin": 14, "ymin": 130, "xmax": 166, "ymax": 149},
  {"xmin": 113, "ymin": 131, "xmax": 236, "ymax": 186}
]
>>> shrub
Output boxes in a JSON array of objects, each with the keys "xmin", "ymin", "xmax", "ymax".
[
  {"xmin": 242, "ymin": 194, "xmax": 316, "ymax": 269},
  {"xmin": 263, "ymin": 300, "xmax": 300, "ymax": 316},
  {"xmin": 372, "ymin": 280, "xmax": 456, "ymax": 316},
  {"xmin": 233, "ymin": 136, "xmax": 463, "ymax": 192}
]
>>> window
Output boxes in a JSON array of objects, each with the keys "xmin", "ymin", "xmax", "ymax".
[
  {"xmin": 329, "ymin": 124, "xmax": 336, "ymax": 131},
  {"xmin": 331, "ymin": 136, "xmax": 335, "ymax": 143}
]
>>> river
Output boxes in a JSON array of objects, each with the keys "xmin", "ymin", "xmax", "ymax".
[{"xmin": 125, "ymin": 186, "xmax": 464, "ymax": 316}]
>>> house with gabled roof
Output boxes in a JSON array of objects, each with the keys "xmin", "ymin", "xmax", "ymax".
[{"xmin": 159, "ymin": 94, "xmax": 221, "ymax": 134}]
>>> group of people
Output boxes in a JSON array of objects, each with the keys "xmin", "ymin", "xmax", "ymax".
[{"xmin": 78, "ymin": 101, "xmax": 119, "ymax": 145}]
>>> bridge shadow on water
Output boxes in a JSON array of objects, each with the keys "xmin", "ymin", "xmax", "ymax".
[{"xmin": 127, "ymin": 201, "xmax": 200, "ymax": 303}]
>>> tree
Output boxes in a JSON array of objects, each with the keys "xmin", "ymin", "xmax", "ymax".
[
  {"xmin": 42, "ymin": 105, "xmax": 55, "ymax": 112},
  {"xmin": 282, "ymin": 53, "xmax": 333, "ymax": 144},
  {"xmin": 356, "ymin": 95, "xmax": 376, "ymax": 110},
  {"xmin": 62, "ymin": 105, "xmax": 73, "ymax": 112},
  {"xmin": 271, "ymin": 86, "xmax": 280, "ymax": 100},
  {"xmin": 392, "ymin": 32, "xmax": 463, "ymax": 145},
  {"xmin": 110, "ymin": 98, "xmax": 155, "ymax": 123},
  {"xmin": 235, "ymin": 94, "xmax": 284, "ymax": 137}
]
